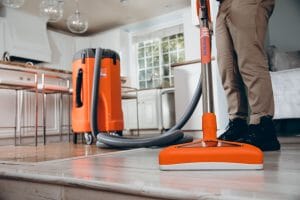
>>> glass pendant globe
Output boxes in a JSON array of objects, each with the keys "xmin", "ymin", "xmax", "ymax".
[
  {"xmin": 67, "ymin": 10, "xmax": 88, "ymax": 34},
  {"xmin": 2, "ymin": 0, "xmax": 25, "ymax": 8},
  {"xmin": 39, "ymin": 0, "xmax": 64, "ymax": 22}
]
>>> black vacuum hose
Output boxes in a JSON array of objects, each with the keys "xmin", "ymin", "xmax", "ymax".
[{"xmin": 91, "ymin": 48, "xmax": 202, "ymax": 148}]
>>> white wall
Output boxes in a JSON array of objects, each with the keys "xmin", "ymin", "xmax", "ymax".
[
  {"xmin": 43, "ymin": 30, "xmax": 75, "ymax": 71},
  {"xmin": 90, "ymin": 28, "xmax": 121, "ymax": 51},
  {"xmin": 120, "ymin": 30, "xmax": 131, "ymax": 78},
  {"xmin": 75, "ymin": 37, "xmax": 90, "ymax": 52},
  {"xmin": 269, "ymin": 0, "xmax": 300, "ymax": 51},
  {"xmin": 184, "ymin": 2, "xmax": 200, "ymax": 61},
  {"xmin": 125, "ymin": 8, "xmax": 186, "ymax": 88},
  {"xmin": 0, "ymin": 17, "xmax": 5, "ymax": 57},
  {"xmin": 73, "ymin": 28, "xmax": 130, "ymax": 77},
  {"xmin": 42, "ymin": 28, "xmax": 131, "ymax": 76}
]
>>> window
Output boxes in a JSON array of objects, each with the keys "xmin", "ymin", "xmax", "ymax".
[{"xmin": 137, "ymin": 33, "xmax": 185, "ymax": 89}]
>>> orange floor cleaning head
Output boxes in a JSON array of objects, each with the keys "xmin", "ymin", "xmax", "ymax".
[
  {"xmin": 159, "ymin": 140, "xmax": 263, "ymax": 170},
  {"xmin": 159, "ymin": 113, "xmax": 263, "ymax": 170}
]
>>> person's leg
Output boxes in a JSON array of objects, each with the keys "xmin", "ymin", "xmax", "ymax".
[
  {"xmin": 228, "ymin": 0, "xmax": 274, "ymax": 123},
  {"xmin": 227, "ymin": 0, "xmax": 280, "ymax": 150},
  {"xmin": 216, "ymin": 0, "xmax": 248, "ymax": 141}
]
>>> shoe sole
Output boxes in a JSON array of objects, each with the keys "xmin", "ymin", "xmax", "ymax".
[{"xmin": 260, "ymin": 141, "xmax": 281, "ymax": 152}]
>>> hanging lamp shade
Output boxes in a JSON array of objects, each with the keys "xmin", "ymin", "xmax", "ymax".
[
  {"xmin": 2, "ymin": 0, "xmax": 25, "ymax": 8},
  {"xmin": 67, "ymin": 9, "xmax": 88, "ymax": 34},
  {"xmin": 39, "ymin": 0, "xmax": 64, "ymax": 22}
]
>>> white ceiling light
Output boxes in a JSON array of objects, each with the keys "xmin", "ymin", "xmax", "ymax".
[
  {"xmin": 2, "ymin": 0, "xmax": 25, "ymax": 8},
  {"xmin": 39, "ymin": 0, "xmax": 64, "ymax": 22},
  {"xmin": 66, "ymin": 0, "xmax": 88, "ymax": 34}
]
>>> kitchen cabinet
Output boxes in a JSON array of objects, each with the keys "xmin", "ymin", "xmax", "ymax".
[
  {"xmin": 122, "ymin": 88, "xmax": 175, "ymax": 133},
  {"xmin": 137, "ymin": 89, "xmax": 161, "ymax": 129},
  {"xmin": 122, "ymin": 99, "xmax": 138, "ymax": 131}
]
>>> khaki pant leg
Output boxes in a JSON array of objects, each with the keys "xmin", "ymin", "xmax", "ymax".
[
  {"xmin": 216, "ymin": 0, "xmax": 248, "ymax": 120},
  {"xmin": 227, "ymin": 0, "xmax": 275, "ymax": 124}
]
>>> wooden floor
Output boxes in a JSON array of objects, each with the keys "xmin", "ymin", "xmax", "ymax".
[
  {"xmin": 0, "ymin": 143, "xmax": 119, "ymax": 163},
  {"xmin": 0, "ymin": 138, "xmax": 299, "ymax": 200}
]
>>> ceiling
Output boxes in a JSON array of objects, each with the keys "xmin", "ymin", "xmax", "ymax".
[{"xmin": 19, "ymin": 0, "xmax": 190, "ymax": 35}]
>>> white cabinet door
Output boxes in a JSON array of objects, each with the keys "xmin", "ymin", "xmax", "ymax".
[
  {"xmin": 122, "ymin": 99, "xmax": 138, "ymax": 130},
  {"xmin": 137, "ymin": 89, "xmax": 161, "ymax": 129},
  {"xmin": 122, "ymin": 89, "xmax": 175, "ymax": 131},
  {"xmin": 161, "ymin": 88, "xmax": 176, "ymax": 129}
]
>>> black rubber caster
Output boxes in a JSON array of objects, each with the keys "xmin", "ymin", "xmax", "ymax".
[
  {"xmin": 73, "ymin": 134, "xmax": 78, "ymax": 144},
  {"xmin": 116, "ymin": 131, "xmax": 123, "ymax": 136}
]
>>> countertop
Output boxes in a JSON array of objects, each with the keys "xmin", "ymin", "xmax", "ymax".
[
  {"xmin": 0, "ymin": 61, "xmax": 72, "ymax": 74},
  {"xmin": 171, "ymin": 57, "xmax": 215, "ymax": 68},
  {"xmin": 0, "ymin": 61, "xmax": 128, "ymax": 83}
]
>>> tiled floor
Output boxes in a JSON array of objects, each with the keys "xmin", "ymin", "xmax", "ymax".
[{"xmin": 0, "ymin": 138, "xmax": 299, "ymax": 200}]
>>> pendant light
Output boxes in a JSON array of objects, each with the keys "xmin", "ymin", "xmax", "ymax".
[
  {"xmin": 66, "ymin": 0, "xmax": 88, "ymax": 34},
  {"xmin": 2, "ymin": 0, "xmax": 25, "ymax": 8},
  {"xmin": 39, "ymin": 0, "xmax": 64, "ymax": 22}
]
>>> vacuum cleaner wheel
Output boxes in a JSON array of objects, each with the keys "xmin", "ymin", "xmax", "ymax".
[{"xmin": 84, "ymin": 132, "xmax": 94, "ymax": 145}]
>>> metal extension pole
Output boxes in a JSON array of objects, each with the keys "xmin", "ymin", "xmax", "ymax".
[
  {"xmin": 200, "ymin": 0, "xmax": 214, "ymax": 114},
  {"xmin": 202, "ymin": 63, "xmax": 214, "ymax": 113},
  {"xmin": 67, "ymin": 80, "xmax": 71, "ymax": 142}
]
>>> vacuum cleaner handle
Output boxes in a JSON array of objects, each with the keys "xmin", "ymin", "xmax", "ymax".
[{"xmin": 75, "ymin": 68, "xmax": 83, "ymax": 107}]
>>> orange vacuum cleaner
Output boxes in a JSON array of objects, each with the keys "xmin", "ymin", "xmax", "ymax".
[
  {"xmin": 159, "ymin": 0, "xmax": 263, "ymax": 170},
  {"xmin": 72, "ymin": 49, "xmax": 124, "ymax": 144}
]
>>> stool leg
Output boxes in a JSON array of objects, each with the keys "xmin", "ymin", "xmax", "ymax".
[
  {"xmin": 68, "ymin": 94, "xmax": 71, "ymax": 142},
  {"xmin": 43, "ymin": 92, "xmax": 47, "ymax": 145},
  {"xmin": 20, "ymin": 90, "xmax": 24, "ymax": 145},
  {"xmin": 35, "ymin": 87, "xmax": 38, "ymax": 146},
  {"xmin": 59, "ymin": 93, "xmax": 63, "ymax": 142},
  {"xmin": 14, "ymin": 90, "xmax": 18, "ymax": 146}
]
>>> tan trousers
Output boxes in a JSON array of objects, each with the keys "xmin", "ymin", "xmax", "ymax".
[{"xmin": 216, "ymin": 0, "xmax": 275, "ymax": 124}]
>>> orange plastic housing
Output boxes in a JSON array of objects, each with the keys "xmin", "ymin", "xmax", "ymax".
[
  {"xmin": 159, "ymin": 112, "xmax": 263, "ymax": 170},
  {"xmin": 159, "ymin": 140, "xmax": 264, "ymax": 170},
  {"xmin": 72, "ymin": 49, "xmax": 124, "ymax": 134}
]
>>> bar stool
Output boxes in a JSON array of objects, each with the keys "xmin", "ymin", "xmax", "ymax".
[
  {"xmin": 38, "ymin": 73, "xmax": 71, "ymax": 145},
  {"xmin": 0, "ymin": 64, "xmax": 38, "ymax": 146}
]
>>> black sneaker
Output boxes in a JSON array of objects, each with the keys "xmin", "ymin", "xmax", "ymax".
[
  {"xmin": 238, "ymin": 116, "xmax": 281, "ymax": 151},
  {"xmin": 218, "ymin": 118, "xmax": 248, "ymax": 141}
]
